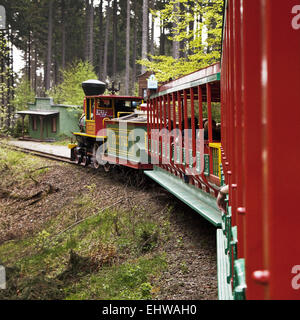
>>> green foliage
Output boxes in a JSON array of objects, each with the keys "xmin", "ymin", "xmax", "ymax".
[
  {"xmin": 136, "ymin": 222, "xmax": 159, "ymax": 253},
  {"xmin": 47, "ymin": 61, "xmax": 98, "ymax": 105},
  {"xmin": 0, "ymin": 34, "xmax": 15, "ymax": 134},
  {"xmin": 12, "ymin": 79, "xmax": 35, "ymax": 112},
  {"xmin": 138, "ymin": 0, "xmax": 224, "ymax": 82},
  {"xmin": 9, "ymin": 78, "xmax": 35, "ymax": 137},
  {"xmin": 33, "ymin": 230, "xmax": 58, "ymax": 251}
]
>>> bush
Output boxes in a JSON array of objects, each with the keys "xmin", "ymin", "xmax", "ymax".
[{"xmin": 47, "ymin": 60, "xmax": 98, "ymax": 106}]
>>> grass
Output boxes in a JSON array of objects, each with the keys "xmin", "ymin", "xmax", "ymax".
[
  {"xmin": 64, "ymin": 255, "xmax": 167, "ymax": 300},
  {"xmin": 0, "ymin": 147, "xmax": 48, "ymax": 182},
  {"xmin": 0, "ymin": 190, "xmax": 169, "ymax": 300}
]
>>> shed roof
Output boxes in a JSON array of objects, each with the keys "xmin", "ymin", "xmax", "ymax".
[{"xmin": 17, "ymin": 110, "xmax": 59, "ymax": 116}]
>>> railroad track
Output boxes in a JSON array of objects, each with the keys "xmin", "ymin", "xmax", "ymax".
[{"xmin": 0, "ymin": 141, "xmax": 74, "ymax": 164}]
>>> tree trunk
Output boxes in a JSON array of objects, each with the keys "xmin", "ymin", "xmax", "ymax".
[
  {"xmin": 179, "ymin": 2, "xmax": 186, "ymax": 58},
  {"xmin": 28, "ymin": 32, "xmax": 31, "ymax": 83},
  {"xmin": 112, "ymin": 0, "xmax": 117, "ymax": 79},
  {"xmin": 85, "ymin": 0, "xmax": 90, "ymax": 61},
  {"xmin": 45, "ymin": 0, "xmax": 53, "ymax": 91},
  {"xmin": 150, "ymin": 12, "xmax": 154, "ymax": 56},
  {"xmin": 34, "ymin": 45, "xmax": 37, "ymax": 94},
  {"xmin": 141, "ymin": 0, "xmax": 148, "ymax": 74},
  {"xmin": 172, "ymin": 2, "xmax": 179, "ymax": 60},
  {"xmin": 89, "ymin": 0, "xmax": 94, "ymax": 65},
  {"xmin": 125, "ymin": 0, "xmax": 130, "ymax": 95},
  {"xmin": 159, "ymin": 0, "xmax": 166, "ymax": 55},
  {"xmin": 132, "ymin": 0, "xmax": 137, "ymax": 92},
  {"xmin": 103, "ymin": 0, "xmax": 111, "ymax": 80},
  {"xmin": 61, "ymin": 0, "xmax": 66, "ymax": 70},
  {"xmin": 98, "ymin": 0, "xmax": 103, "ymax": 79},
  {"xmin": 188, "ymin": 0, "xmax": 194, "ymax": 56}
]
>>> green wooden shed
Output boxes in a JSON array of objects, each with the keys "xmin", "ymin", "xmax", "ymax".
[{"xmin": 17, "ymin": 97, "xmax": 81, "ymax": 141}]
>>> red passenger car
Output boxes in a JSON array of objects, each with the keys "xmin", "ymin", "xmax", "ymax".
[
  {"xmin": 146, "ymin": 0, "xmax": 300, "ymax": 300},
  {"xmin": 220, "ymin": 0, "xmax": 300, "ymax": 300}
]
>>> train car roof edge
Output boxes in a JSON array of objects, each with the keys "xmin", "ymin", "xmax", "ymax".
[{"xmin": 149, "ymin": 63, "xmax": 221, "ymax": 99}]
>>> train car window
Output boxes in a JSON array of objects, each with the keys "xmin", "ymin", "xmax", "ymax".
[
  {"xmin": 198, "ymin": 101, "xmax": 221, "ymax": 141},
  {"xmin": 125, "ymin": 101, "xmax": 131, "ymax": 108},
  {"xmin": 98, "ymin": 98, "xmax": 112, "ymax": 108},
  {"xmin": 86, "ymin": 98, "xmax": 96, "ymax": 120},
  {"xmin": 211, "ymin": 103, "xmax": 221, "ymax": 141},
  {"xmin": 115, "ymin": 100, "xmax": 135, "ymax": 112},
  {"xmin": 86, "ymin": 99, "xmax": 91, "ymax": 120},
  {"xmin": 91, "ymin": 99, "xmax": 95, "ymax": 120}
]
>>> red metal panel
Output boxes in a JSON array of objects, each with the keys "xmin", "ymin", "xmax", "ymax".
[
  {"xmin": 162, "ymin": 96, "xmax": 167, "ymax": 165},
  {"xmin": 146, "ymin": 100, "xmax": 149, "ymax": 132},
  {"xmin": 232, "ymin": 0, "xmax": 245, "ymax": 258},
  {"xmin": 207, "ymin": 84, "xmax": 213, "ymax": 143},
  {"xmin": 206, "ymin": 83, "xmax": 213, "ymax": 177},
  {"xmin": 159, "ymin": 97, "xmax": 163, "ymax": 164},
  {"xmin": 151, "ymin": 99, "xmax": 155, "ymax": 159},
  {"xmin": 262, "ymin": 0, "xmax": 300, "ymax": 300},
  {"xmin": 167, "ymin": 94, "xmax": 171, "ymax": 132},
  {"xmin": 241, "ymin": 0, "xmax": 265, "ymax": 300},
  {"xmin": 156, "ymin": 97, "xmax": 160, "ymax": 164},
  {"xmin": 229, "ymin": 0, "xmax": 237, "ymax": 228},
  {"xmin": 102, "ymin": 154, "xmax": 152, "ymax": 170},
  {"xmin": 190, "ymin": 88, "xmax": 196, "ymax": 164},
  {"xmin": 167, "ymin": 94, "xmax": 173, "ymax": 167},
  {"xmin": 227, "ymin": 0, "xmax": 234, "ymax": 219},
  {"xmin": 153, "ymin": 98, "xmax": 158, "ymax": 163},
  {"xmin": 198, "ymin": 86, "xmax": 203, "ymax": 129},
  {"xmin": 177, "ymin": 91, "xmax": 183, "ymax": 168},
  {"xmin": 172, "ymin": 92, "xmax": 177, "ymax": 137},
  {"xmin": 183, "ymin": 89, "xmax": 189, "ymax": 168}
]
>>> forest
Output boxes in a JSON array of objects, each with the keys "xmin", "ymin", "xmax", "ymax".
[
  {"xmin": 0, "ymin": 0, "xmax": 224, "ymax": 302},
  {"xmin": 0, "ymin": 0, "xmax": 223, "ymax": 133}
]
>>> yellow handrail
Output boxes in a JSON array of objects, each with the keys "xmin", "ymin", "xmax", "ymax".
[{"xmin": 117, "ymin": 111, "xmax": 133, "ymax": 118}]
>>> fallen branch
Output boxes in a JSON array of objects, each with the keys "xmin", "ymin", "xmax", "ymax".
[
  {"xmin": 54, "ymin": 198, "xmax": 124, "ymax": 238},
  {"xmin": 26, "ymin": 183, "xmax": 59, "ymax": 206},
  {"xmin": 28, "ymin": 175, "xmax": 40, "ymax": 186},
  {"xmin": 27, "ymin": 166, "xmax": 59, "ymax": 174}
]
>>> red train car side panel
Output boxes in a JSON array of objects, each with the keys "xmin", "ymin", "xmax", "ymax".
[
  {"xmin": 263, "ymin": 0, "xmax": 300, "ymax": 300},
  {"xmin": 222, "ymin": 0, "xmax": 300, "ymax": 299}
]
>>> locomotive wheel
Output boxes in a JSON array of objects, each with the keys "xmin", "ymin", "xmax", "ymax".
[
  {"xmin": 93, "ymin": 159, "xmax": 100, "ymax": 169},
  {"xmin": 81, "ymin": 155, "xmax": 89, "ymax": 167},
  {"xmin": 104, "ymin": 162, "xmax": 111, "ymax": 172},
  {"xmin": 75, "ymin": 154, "xmax": 82, "ymax": 165},
  {"xmin": 92, "ymin": 144, "xmax": 101, "ymax": 169}
]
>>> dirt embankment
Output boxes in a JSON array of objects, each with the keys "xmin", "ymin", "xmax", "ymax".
[{"xmin": 0, "ymin": 148, "xmax": 217, "ymax": 300}]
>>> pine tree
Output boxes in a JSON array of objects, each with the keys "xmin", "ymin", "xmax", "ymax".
[
  {"xmin": 125, "ymin": 0, "xmax": 130, "ymax": 95},
  {"xmin": 45, "ymin": 0, "xmax": 54, "ymax": 91},
  {"xmin": 103, "ymin": 0, "xmax": 111, "ymax": 81},
  {"xmin": 141, "ymin": 0, "xmax": 149, "ymax": 74}
]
